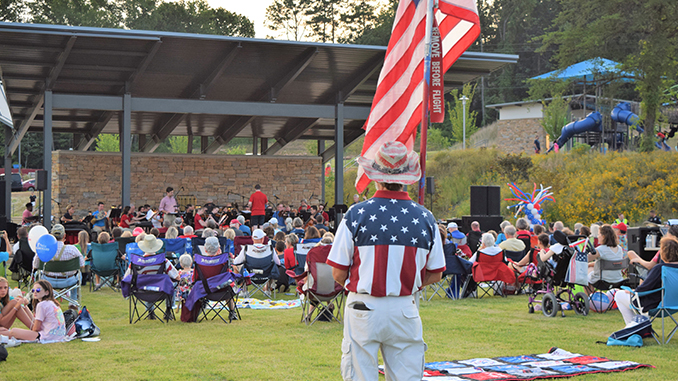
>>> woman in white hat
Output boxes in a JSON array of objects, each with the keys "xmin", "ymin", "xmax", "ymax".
[{"xmin": 124, "ymin": 234, "xmax": 179, "ymax": 281}]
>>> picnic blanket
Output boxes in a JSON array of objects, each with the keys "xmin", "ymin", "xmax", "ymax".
[
  {"xmin": 384, "ymin": 348, "xmax": 652, "ymax": 380},
  {"xmin": 235, "ymin": 298, "xmax": 301, "ymax": 310}
]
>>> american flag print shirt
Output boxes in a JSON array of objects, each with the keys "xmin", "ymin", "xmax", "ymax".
[{"xmin": 327, "ymin": 190, "xmax": 445, "ymax": 297}]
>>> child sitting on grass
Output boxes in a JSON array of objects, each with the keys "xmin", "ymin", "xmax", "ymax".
[{"xmin": 0, "ymin": 280, "xmax": 69, "ymax": 343}]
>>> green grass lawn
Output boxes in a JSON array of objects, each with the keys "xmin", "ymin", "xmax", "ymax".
[{"xmin": 2, "ymin": 287, "xmax": 676, "ymax": 380}]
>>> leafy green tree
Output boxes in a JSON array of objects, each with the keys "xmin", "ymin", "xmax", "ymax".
[
  {"xmin": 540, "ymin": 94, "xmax": 569, "ymax": 142},
  {"xmin": 426, "ymin": 127, "xmax": 450, "ymax": 151},
  {"xmin": 265, "ymin": 0, "xmax": 311, "ymax": 41},
  {"xmin": 29, "ymin": 0, "xmax": 122, "ymax": 27},
  {"xmin": 95, "ymin": 134, "xmax": 120, "ymax": 152},
  {"xmin": 350, "ymin": 0, "xmax": 396, "ymax": 46},
  {"xmin": 339, "ymin": 0, "xmax": 378, "ymax": 43},
  {"xmin": 305, "ymin": 0, "xmax": 345, "ymax": 43},
  {"xmin": 540, "ymin": 0, "xmax": 678, "ymax": 147},
  {"xmin": 448, "ymin": 84, "xmax": 478, "ymax": 144},
  {"xmin": 0, "ymin": 0, "xmax": 26, "ymax": 21}
]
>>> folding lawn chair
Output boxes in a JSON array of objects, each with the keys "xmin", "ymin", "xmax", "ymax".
[
  {"xmin": 287, "ymin": 245, "xmax": 344, "ymax": 325},
  {"xmin": 121, "ymin": 253, "xmax": 175, "ymax": 323},
  {"xmin": 624, "ymin": 265, "xmax": 678, "ymax": 344},
  {"xmin": 293, "ymin": 241, "xmax": 317, "ymax": 276},
  {"xmin": 471, "ymin": 249, "xmax": 516, "ymax": 298},
  {"xmin": 89, "ymin": 242, "xmax": 121, "ymax": 292},
  {"xmin": 162, "ymin": 238, "xmax": 187, "ymax": 266},
  {"xmin": 193, "ymin": 253, "xmax": 241, "ymax": 323},
  {"xmin": 424, "ymin": 243, "xmax": 472, "ymax": 301},
  {"xmin": 590, "ymin": 257, "xmax": 630, "ymax": 313},
  {"xmin": 39, "ymin": 257, "xmax": 82, "ymax": 308},
  {"xmin": 8, "ymin": 238, "xmax": 35, "ymax": 289},
  {"xmin": 242, "ymin": 245, "xmax": 278, "ymax": 299}
]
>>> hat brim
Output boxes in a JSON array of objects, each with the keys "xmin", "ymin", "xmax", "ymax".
[
  {"xmin": 138, "ymin": 239, "xmax": 163, "ymax": 253},
  {"xmin": 357, "ymin": 151, "xmax": 421, "ymax": 185}
]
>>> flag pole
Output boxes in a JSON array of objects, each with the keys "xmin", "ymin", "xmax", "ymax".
[{"xmin": 418, "ymin": 0, "xmax": 435, "ymax": 205}]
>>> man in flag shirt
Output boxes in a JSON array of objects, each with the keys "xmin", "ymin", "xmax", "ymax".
[{"xmin": 327, "ymin": 141, "xmax": 445, "ymax": 381}]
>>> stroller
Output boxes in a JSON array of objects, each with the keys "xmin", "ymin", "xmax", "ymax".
[{"xmin": 526, "ymin": 233, "xmax": 590, "ymax": 317}]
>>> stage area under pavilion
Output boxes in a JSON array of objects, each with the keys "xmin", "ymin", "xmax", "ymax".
[{"xmin": 0, "ymin": 22, "xmax": 518, "ymax": 226}]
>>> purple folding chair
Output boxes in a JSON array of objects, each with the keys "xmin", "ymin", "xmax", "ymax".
[
  {"xmin": 192, "ymin": 253, "xmax": 241, "ymax": 323},
  {"xmin": 121, "ymin": 253, "xmax": 175, "ymax": 323}
]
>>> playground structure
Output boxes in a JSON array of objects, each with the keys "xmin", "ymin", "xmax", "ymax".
[{"xmin": 534, "ymin": 58, "xmax": 678, "ymax": 153}]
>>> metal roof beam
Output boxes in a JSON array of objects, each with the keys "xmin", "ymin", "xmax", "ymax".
[
  {"xmin": 141, "ymin": 42, "xmax": 240, "ymax": 153},
  {"xmin": 269, "ymin": 47, "xmax": 318, "ymax": 102},
  {"xmin": 7, "ymin": 35, "xmax": 76, "ymax": 155},
  {"xmin": 204, "ymin": 49, "xmax": 320, "ymax": 153},
  {"xmin": 78, "ymin": 40, "xmax": 162, "ymax": 150},
  {"xmin": 321, "ymin": 130, "xmax": 364, "ymax": 162},
  {"xmin": 70, "ymin": 48, "xmax": 149, "ymax": 57},
  {"xmin": 263, "ymin": 55, "xmax": 382, "ymax": 156}
]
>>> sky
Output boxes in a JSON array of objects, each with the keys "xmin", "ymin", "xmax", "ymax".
[{"xmin": 206, "ymin": 0, "xmax": 275, "ymax": 39}]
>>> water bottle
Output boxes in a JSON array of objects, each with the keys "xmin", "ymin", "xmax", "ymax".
[
  {"xmin": 646, "ymin": 234, "xmax": 652, "ymax": 248},
  {"xmin": 185, "ymin": 238, "xmax": 192, "ymax": 254}
]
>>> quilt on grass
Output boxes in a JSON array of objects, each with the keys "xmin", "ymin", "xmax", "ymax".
[{"xmin": 399, "ymin": 348, "xmax": 651, "ymax": 380}]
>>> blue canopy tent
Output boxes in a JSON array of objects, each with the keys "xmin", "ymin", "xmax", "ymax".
[{"xmin": 531, "ymin": 57, "xmax": 632, "ymax": 83}]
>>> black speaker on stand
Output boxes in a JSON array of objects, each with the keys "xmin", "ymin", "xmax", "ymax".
[
  {"xmin": 487, "ymin": 186, "xmax": 501, "ymax": 216},
  {"xmin": 426, "ymin": 177, "xmax": 435, "ymax": 211},
  {"xmin": 470, "ymin": 186, "xmax": 488, "ymax": 216},
  {"xmin": 36, "ymin": 170, "xmax": 48, "ymax": 190}
]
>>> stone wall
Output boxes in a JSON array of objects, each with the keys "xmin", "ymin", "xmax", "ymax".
[
  {"xmin": 52, "ymin": 151, "xmax": 322, "ymax": 216},
  {"xmin": 472, "ymin": 118, "xmax": 548, "ymax": 155}
]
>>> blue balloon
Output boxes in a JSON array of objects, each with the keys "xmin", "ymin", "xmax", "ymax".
[{"xmin": 36, "ymin": 234, "xmax": 58, "ymax": 263}]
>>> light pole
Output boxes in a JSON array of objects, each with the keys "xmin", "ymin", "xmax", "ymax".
[{"xmin": 460, "ymin": 95, "xmax": 469, "ymax": 149}]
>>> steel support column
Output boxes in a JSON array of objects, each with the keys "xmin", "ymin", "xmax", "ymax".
[
  {"xmin": 335, "ymin": 100, "xmax": 344, "ymax": 221},
  {"xmin": 43, "ymin": 90, "xmax": 53, "ymax": 230},
  {"xmin": 4, "ymin": 126, "xmax": 12, "ymax": 218},
  {"xmin": 318, "ymin": 140, "xmax": 325, "ymax": 204},
  {"xmin": 252, "ymin": 137, "xmax": 258, "ymax": 155},
  {"xmin": 120, "ymin": 93, "xmax": 132, "ymax": 207}
]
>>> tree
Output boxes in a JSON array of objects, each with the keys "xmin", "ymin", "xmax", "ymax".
[
  {"xmin": 339, "ymin": 0, "xmax": 378, "ymax": 43},
  {"xmin": 540, "ymin": 94, "xmax": 569, "ymax": 142},
  {"xmin": 265, "ymin": 0, "xmax": 311, "ymax": 41},
  {"xmin": 0, "ymin": 0, "xmax": 26, "ymax": 22},
  {"xmin": 540, "ymin": 0, "xmax": 678, "ymax": 146},
  {"xmin": 350, "ymin": 0, "xmax": 396, "ymax": 46},
  {"xmin": 29, "ymin": 0, "xmax": 122, "ymax": 28},
  {"xmin": 95, "ymin": 134, "xmax": 120, "ymax": 152},
  {"xmin": 448, "ymin": 84, "xmax": 478, "ymax": 144},
  {"xmin": 305, "ymin": 0, "xmax": 345, "ymax": 43}
]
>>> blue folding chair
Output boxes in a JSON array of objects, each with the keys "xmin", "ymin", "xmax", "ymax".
[
  {"xmin": 193, "ymin": 253, "xmax": 240, "ymax": 323},
  {"xmin": 162, "ymin": 238, "xmax": 187, "ymax": 265},
  {"xmin": 626, "ymin": 266, "xmax": 678, "ymax": 344},
  {"xmin": 89, "ymin": 242, "xmax": 121, "ymax": 292}
]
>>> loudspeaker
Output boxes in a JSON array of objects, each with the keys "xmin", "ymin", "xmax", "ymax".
[
  {"xmin": 462, "ymin": 215, "xmax": 503, "ymax": 234},
  {"xmin": 426, "ymin": 177, "xmax": 435, "ymax": 195},
  {"xmin": 0, "ymin": 180, "xmax": 5, "ymax": 217},
  {"xmin": 487, "ymin": 186, "xmax": 501, "ymax": 216},
  {"xmin": 36, "ymin": 170, "xmax": 48, "ymax": 191},
  {"xmin": 470, "ymin": 186, "xmax": 488, "ymax": 216}
]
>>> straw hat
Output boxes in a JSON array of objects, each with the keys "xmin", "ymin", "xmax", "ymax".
[
  {"xmin": 138, "ymin": 234, "xmax": 163, "ymax": 253},
  {"xmin": 357, "ymin": 141, "xmax": 420, "ymax": 184}
]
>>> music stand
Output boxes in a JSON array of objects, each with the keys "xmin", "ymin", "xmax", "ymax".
[{"xmin": 109, "ymin": 208, "xmax": 122, "ymax": 219}]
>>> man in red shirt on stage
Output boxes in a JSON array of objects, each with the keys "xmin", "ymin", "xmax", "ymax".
[
  {"xmin": 327, "ymin": 141, "xmax": 445, "ymax": 381},
  {"xmin": 247, "ymin": 184, "xmax": 268, "ymax": 229}
]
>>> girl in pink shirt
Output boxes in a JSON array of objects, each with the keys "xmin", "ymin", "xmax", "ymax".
[{"xmin": 0, "ymin": 280, "xmax": 68, "ymax": 343}]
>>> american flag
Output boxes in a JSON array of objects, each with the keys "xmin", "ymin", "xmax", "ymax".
[
  {"xmin": 327, "ymin": 193, "xmax": 445, "ymax": 296},
  {"xmin": 356, "ymin": 0, "xmax": 481, "ymax": 192}
]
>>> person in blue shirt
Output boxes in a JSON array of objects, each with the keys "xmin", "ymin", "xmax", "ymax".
[
  {"xmin": 92, "ymin": 202, "xmax": 107, "ymax": 232},
  {"xmin": 237, "ymin": 215, "xmax": 251, "ymax": 236}
]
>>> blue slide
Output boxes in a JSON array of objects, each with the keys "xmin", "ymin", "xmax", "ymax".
[
  {"xmin": 553, "ymin": 111, "xmax": 603, "ymax": 149},
  {"xmin": 611, "ymin": 102, "xmax": 644, "ymax": 133}
]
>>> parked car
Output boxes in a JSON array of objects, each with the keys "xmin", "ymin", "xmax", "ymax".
[
  {"xmin": 22, "ymin": 178, "xmax": 36, "ymax": 191},
  {"xmin": 0, "ymin": 173, "xmax": 23, "ymax": 192}
]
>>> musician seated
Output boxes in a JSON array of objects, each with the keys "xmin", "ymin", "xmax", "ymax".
[
  {"xmin": 92, "ymin": 202, "xmax": 108, "ymax": 232},
  {"xmin": 22, "ymin": 203, "xmax": 39, "ymax": 225},
  {"xmin": 60, "ymin": 204, "xmax": 80, "ymax": 224},
  {"xmin": 194, "ymin": 207, "xmax": 208, "ymax": 230}
]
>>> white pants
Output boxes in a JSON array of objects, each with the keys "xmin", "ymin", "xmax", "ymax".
[
  {"xmin": 341, "ymin": 292, "xmax": 426, "ymax": 381},
  {"xmin": 615, "ymin": 290, "xmax": 642, "ymax": 325}
]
